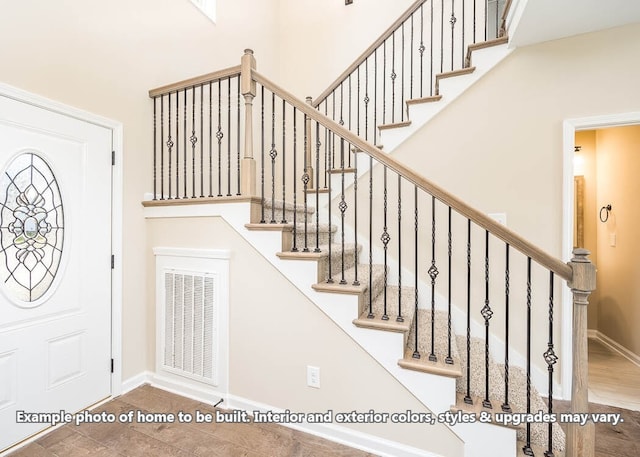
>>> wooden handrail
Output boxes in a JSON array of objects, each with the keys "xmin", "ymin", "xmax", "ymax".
[
  {"xmin": 312, "ymin": 0, "xmax": 427, "ymax": 107},
  {"xmin": 148, "ymin": 65, "xmax": 242, "ymax": 98},
  {"xmin": 254, "ymin": 70, "xmax": 572, "ymax": 281}
]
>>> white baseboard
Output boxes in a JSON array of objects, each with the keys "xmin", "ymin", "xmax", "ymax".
[
  {"xmin": 121, "ymin": 370, "xmax": 153, "ymax": 394},
  {"xmin": 226, "ymin": 394, "xmax": 443, "ymax": 457},
  {"xmin": 588, "ymin": 330, "xmax": 640, "ymax": 368}
]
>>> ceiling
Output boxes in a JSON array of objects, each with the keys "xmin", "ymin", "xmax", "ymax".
[{"xmin": 508, "ymin": 0, "xmax": 640, "ymax": 47}]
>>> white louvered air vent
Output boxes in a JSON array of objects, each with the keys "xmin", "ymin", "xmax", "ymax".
[
  {"xmin": 163, "ymin": 270, "xmax": 217, "ymax": 385},
  {"xmin": 154, "ymin": 248, "xmax": 229, "ymax": 397}
]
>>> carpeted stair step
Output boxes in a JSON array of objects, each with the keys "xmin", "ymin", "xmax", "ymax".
[
  {"xmin": 454, "ymin": 336, "xmax": 565, "ymax": 450},
  {"xmin": 399, "ymin": 309, "xmax": 462, "ymax": 378},
  {"xmin": 450, "ymin": 391, "xmax": 524, "ymax": 432},
  {"xmin": 245, "ymin": 222, "xmax": 336, "ymax": 252},
  {"xmin": 353, "ymin": 286, "xmax": 415, "ymax": 340},
  {"xmin": 455, "ymin": 334, "xmax": 507, "ymax": 409},
  {"xmin": 256, "ymin": 198, "xmax": 314, "ymax": 224},
  {"xmin": 500, "ymin": 364, "xmax": 565, "ymax": 452},
  {"xmin": 313, "ymin": 263, "xmax": 386, "ymax": 316},
  {"xmin": 278, "ymin": 243, "xmax": 360, "ymax": 284}
]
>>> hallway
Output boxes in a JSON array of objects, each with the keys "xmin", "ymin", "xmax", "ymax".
[{"xmin": 588, "ymin": 337, "xmax": 640, "ymax": 411}]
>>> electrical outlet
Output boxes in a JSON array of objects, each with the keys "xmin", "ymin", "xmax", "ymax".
[{"xmin": 307, "ymin": 366, "xmax": 320, "ymax": 388}]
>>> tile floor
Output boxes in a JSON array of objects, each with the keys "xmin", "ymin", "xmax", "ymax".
[{"xmin": 7, "ymin": 385, "xmax": 374, "ymax": 457}]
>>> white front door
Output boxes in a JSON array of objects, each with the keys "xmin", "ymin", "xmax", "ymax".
[{"xmin": 0, "ymin": 93, "xmax": 113, "ymax": 452}]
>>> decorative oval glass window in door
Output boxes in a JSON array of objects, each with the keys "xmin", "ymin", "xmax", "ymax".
[{"xmin": 0, "ymin": 152, "xmax": 64, "ymax": 304}]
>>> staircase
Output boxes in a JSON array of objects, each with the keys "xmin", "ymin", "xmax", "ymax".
[{"xmin": 143, "ymin": 1, "xmax": 596, "ymax": 455}]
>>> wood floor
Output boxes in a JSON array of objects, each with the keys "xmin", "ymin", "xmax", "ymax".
[
  {"xmin": 7, "ymin": 385, "xmax": 375, "ymax": 457},
  {"xmin": 588, "ymin": 337, "xmax": 640, "ymax": 411}
]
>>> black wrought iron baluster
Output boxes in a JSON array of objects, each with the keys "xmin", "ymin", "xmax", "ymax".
[
  {"xmin": 176, "ymin": 90, "xmax": 180, "ymax": 199},
  {"xmin": 237, "ymin": 75, "xmax": 241, "ymax": 195},
  {"xmin": 545, "ymin": 271, "xmax": 557, "ymax": 457},
  {"xmin": 482, "ymin": 230, "xmax": 493, "ymax": 409},
  {"xmin": 419, "ymin": 4, "xmax": 425, "ymax": 97},
  {"xmin": 227, "ymin": 78, "xmax": 231, "ymax": 196},
  {"xmin": 190, "ymin": 86, "xmax": 197, "ymax": 199},
  {"xmin": 412, "ymin": 185, "xmax": 420, "ymax": 358},
  {"xmin": 153, "ymin": 97, "xmax": 157, "ymax": 200},
  {"xmin": 473, "ymin": 0, "xmax": 477, "ymax": 42},
  {"xmin": 391, "ymin": 31, "xmax": 396, "ymax": 124},
  {"xmin": 339, "ymin": 138, "xmax": 346, "ymax": 285},
  {"xmin": 485, "ymin": 0, "xmax": 489, "ymax": 41},
  {"xmin": 357, "ymin": 66, "xmax": 361, "ymax": 138},
  {"xmin": 464, "ymin": 218, "xmax": 473, "ymax": 405},
  {"xmin": 331, "ymin": 94, "xmax": 336, "ymax": 169},
  {"xmin": 383, "ymin": 40, "xmax": 387, "ymax": 125},
  {"xmin": 302, "ymin": 114, "xmax": 310, "ymax": 252},
  {"xmin": 523, "ymin": 257, "xmax": 534, "ymax": 456},
  {"xmin": 183, "ymin": 88, "xmax": 187, "ymax": 199},
  {"xmin": 208, "ymin": 82, "xmax": 213, "ymax": 198},
  {"xmin": 495, "ymin": 0, "xmax": 500, "ymax": 39},
  {"xmin": 348, "ymin": 75, "xmax": 352, "ymax": 168},
  {"xmin": 492, "ymin": 0, "xmax": 500, "ymax": 38},
  {"xmin": 200, "ymin": 84, "xmax": 205, "ymax": 198},
  {"xmin": 397, "ymin": 175, "xmax": 403, "ymax": 322},
  {"xmin": 401, "ymin": 22, "xmax": 405, "ymax": 123},
  {"xmin": 461, "ymin": 0, "xmax": 466, "ymax": 67},
  {"xmin": 428, "ymin": 196, "xmax": 438, "ymax": 361},
  {"xmin": 450, "ymin": 0, "xmax": 456, "ymax": 72},
  {"xmin": 314, "ymin": 122, "xmax": 321, "ymax": 253},
  {"xmin": 367, "ymin": 153, "xmax": 374, "ymax": 318},
  {"xmin": 339, "ymin": 83, "xmax": 344, "ymax": 127},
  {"xmin": 217, "ymin": 80, "xmax": 223, "ymax": 197},
  {"xmin": 446, "ymin": 206, "xmax": 453, "ymax": 364},
  {"xmin": 430, "ymin": 0, "xmax": 434, "ymax": 95},
  {"xmin": 292, "ymin": 107, "xmax": 298, "ymax": 252},
  {"xmin": 353, "ymin": 146, "xmax": 359, "ymax": 286},
  {"xmin": 260, "ymin": 85, "xmax": 265, "ymax": 223},
  {"xmin": 374, "ymin": 49, "xmax": 378, "ymax": 144},
  {"xmin": 440, "ymin": 0, "xmax": 445, "ymax": 74},
  {"xmin": 326, "ymin": 130, "xmax": 334, "ymax": 284},
  {"xmin": 167, "ymin": 92, "xmax": 173, "ymax": 200},
  {"xmin": 270, "ymin": 92, "xmax": 277, "ymax": 223},
  {"xmin": 502, "ymin": 243, "xmax": 512, "ymax": 412},
  {"xmin": 410, "ymin": 13, "xmax": 414, "ymax": 100},
  {"xmin": 281, "ymin": 99, "xmax": 287, "ymax": 223},
  {"xmin": 381, "ymin": 166, "xmax": 389, "ymax": 320},
  {"xmin": 364, "ymin": 58, "xmax": 370, "ymax": 142},
  {"xmin": 324, "ymin": 102, "xmax": 329, "ymax": 189}
]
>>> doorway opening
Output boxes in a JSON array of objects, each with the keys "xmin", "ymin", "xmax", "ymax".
[{"xmin": 564, "ymin": 114, "xmax": 640, "ymax": 411}]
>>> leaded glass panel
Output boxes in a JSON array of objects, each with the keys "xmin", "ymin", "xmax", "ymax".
[{"xmin": 0, "ymin": 152, "xmax": 64, "ymax": 304}]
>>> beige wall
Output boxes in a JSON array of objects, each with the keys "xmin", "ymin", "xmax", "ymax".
[
  {"xmin": 275, "ymin": 0, "xmax": 415, "ymax": 98},
  {"xmin": 0, "ymin": 0, "xmax": 280, "ymax": 379},
  {"xmin": 393, "ymin": 22, "xmax": 640, "ymax": 367},
  {"xmin": 146, "ymin": 216, "xmax": 462, "ymax": 457},
  {"xmin": 594, "ymin": 126, "xmax": 640, "ymax": 356},
  {"xmin": 575, "ymin": 130, "xmax": 599, "ymax": 329}
]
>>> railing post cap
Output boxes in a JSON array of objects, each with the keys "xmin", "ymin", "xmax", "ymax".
[
  {"xmin": 243, "ymin": 49, "xmax": 254, "ymax": 55},
  {"xmin": 571, "ymin": 247, "xmax": 591, "ymax": 263},
  {"xmin": 305, "ymin": 96, "xmax": 313, "ymax": 104}
]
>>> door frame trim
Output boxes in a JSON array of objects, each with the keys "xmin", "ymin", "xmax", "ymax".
[
  {"xmin": 561, "ymin": 110, "xmax": 640, "ymax": 400},
  {"xmin": 0, "ymin": 82, "xmax": 124, "ymax": 397}
]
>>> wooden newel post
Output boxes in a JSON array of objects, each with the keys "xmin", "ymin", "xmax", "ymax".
[
  {"xmin": 305, "ymin": 96, "xmax": 314, "ymax": 189},
  {"xmin": 241, "ymin": 49, "xmax": 257, "ymax": 196},
  {"xmin": 566, "ymin": 248, "xmax": 596, "ymax": 457}
]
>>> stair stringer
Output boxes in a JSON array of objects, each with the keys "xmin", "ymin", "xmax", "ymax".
[
  {"xmin": 379, "ymin": 43, "xmax": 513, "ymax": 153},
  {"xmin": 144, "ymin": 201, "xmax": 518, "ymax": 457}
]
